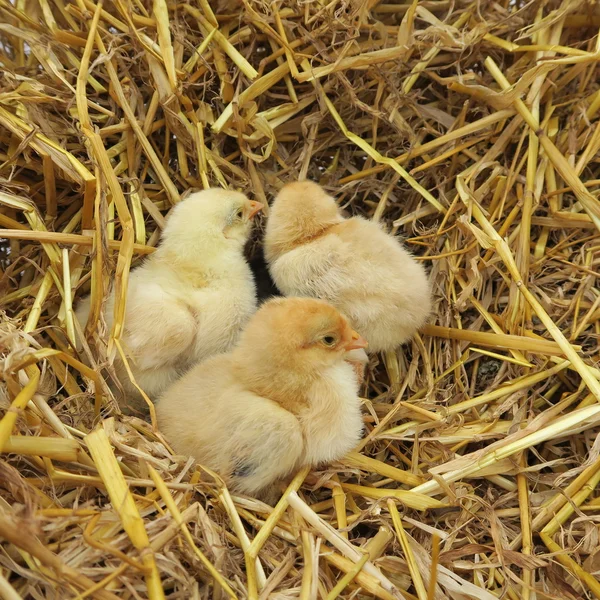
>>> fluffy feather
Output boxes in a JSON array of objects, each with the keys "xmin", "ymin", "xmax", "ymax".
[
  {"xmin": 156, "ymin": 297, "xmax": 367, "ymax": 497},
  {"xmin": 76, "ymin": 188, "xmax": 262, "ymax": 412},
  {"xmin": 264, "ymin": 181, "xmax": 432, "ymax": 353}
]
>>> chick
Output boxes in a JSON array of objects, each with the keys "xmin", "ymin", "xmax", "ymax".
[
  {"xmin": 76, "ymin": 189, "xmax": 262, "ymax": 412},
  {"xmin": 263, "ymin": 181, "xmax": 432, "ymax": 353},
  {"xmin": 156, "ymin": 297, "xmax": 367, "ymax": 497}
]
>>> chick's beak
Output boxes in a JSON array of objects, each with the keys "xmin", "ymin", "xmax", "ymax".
[
  {"xmin": 345, "ymin": 330, "xmax": 368, "ymax": 351},
  {"xmin": 248, "ymin": 201, "xmax": 264, "ymax": 219}
]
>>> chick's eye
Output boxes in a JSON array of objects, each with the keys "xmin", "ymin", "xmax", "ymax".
[
  {"xmin": 322, "ymin": 335, "xmax": 337, "ymax": 346},
  {"xmin": 235, "ymin": 208, "xmax": 244, "ymax": 219}
]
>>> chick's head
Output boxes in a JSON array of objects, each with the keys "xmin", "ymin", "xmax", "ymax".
[
  {"xmin": 265, "ymin": 181, "xmax": 342, "ymax": 262},
  {"xmin": 238, "ymin": 297, "xmax": 367, "ymax": 374},
  {"xmin": 162, "ymin": 188, "xmax": 263, "ymax": 251}
]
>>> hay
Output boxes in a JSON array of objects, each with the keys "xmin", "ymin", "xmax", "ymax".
[{"xmin": 1, "ymin": 0, "xmax": 600, "ymax": 597}]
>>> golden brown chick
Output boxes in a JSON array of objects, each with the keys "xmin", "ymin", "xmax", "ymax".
[
  {"xmin": 156, "ymin": 297, "xmax": 367, "ymax": 497},
  {"xmin": 76, "ymin": 188, "xmax": 263, "ymax": 413},
  {"xmin": 263, "ymin": 181, "xmax": 432, "ymax": 353}
]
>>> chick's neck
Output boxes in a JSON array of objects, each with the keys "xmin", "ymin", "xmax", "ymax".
[
  {"xmin": 269, "ymin": 216, "xmax": 343, "ymax": 260},
  {"xmin": 233, "ymin": 354, "xmax": 318, "ymax": 414},
  {"xmin": 153, "ymin": 232, "xmax": 247, "ymax": 282}
]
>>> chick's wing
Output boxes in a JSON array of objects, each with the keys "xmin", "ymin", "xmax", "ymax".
[
  {"xmin": 123, "ymin": 282, "xmax": 197, "ymax": 371},
  {"xmin": 226, "ymin": 397, "xmax": 304, "ymax": 495}
]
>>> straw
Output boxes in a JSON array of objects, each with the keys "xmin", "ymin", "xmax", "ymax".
[
  {"xmin": 2, "ymin": 1, "xmax": 600, "ymax": 597},
  {"xmin": 85, "ymin": 428, "xmax": 165, "ymax": 600},
  {"xmin": 325, "ymin": 551, "xmax": 370, "ymax": 600},
  {"xmin": 147, "ymin": 465, "xmax": 237, "ymax": 599},
  {"xmin": 0, "ymin": 370, "xmax": 40, "ymax": 450},
  {"xmin": 387, "ymin": 500, "xmax": 427, "ymax": 600}
]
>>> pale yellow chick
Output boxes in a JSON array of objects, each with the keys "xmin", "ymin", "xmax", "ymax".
[
  {"xmin": 264, "ymin": 181, "xmax": 432, "ymax": 353},
  {"xmin": 76, "ymin": 189, "xmax": 262, "ymax": 412},
  {"xmin": 156, "ymin": 297, "xmax": 367, "ymax": 497}
]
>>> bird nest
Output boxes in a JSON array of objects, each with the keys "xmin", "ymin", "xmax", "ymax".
[{"xmin": 1, "ymin": 0, "xmax": 600, "ymax": 598}]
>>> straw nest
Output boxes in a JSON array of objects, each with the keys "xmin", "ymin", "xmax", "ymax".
[{"xmin": 1, "ymin": 0, "xmax": 600, "ymax": 598}]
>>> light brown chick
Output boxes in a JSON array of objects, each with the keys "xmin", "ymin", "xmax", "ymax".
[
  {"xmin": 156, "ymin": 297, "xmax": 367, "ymax": 497},
  {"xmin": 263, "ymin": 181, "xmax": 432, "ymax": 353}
]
